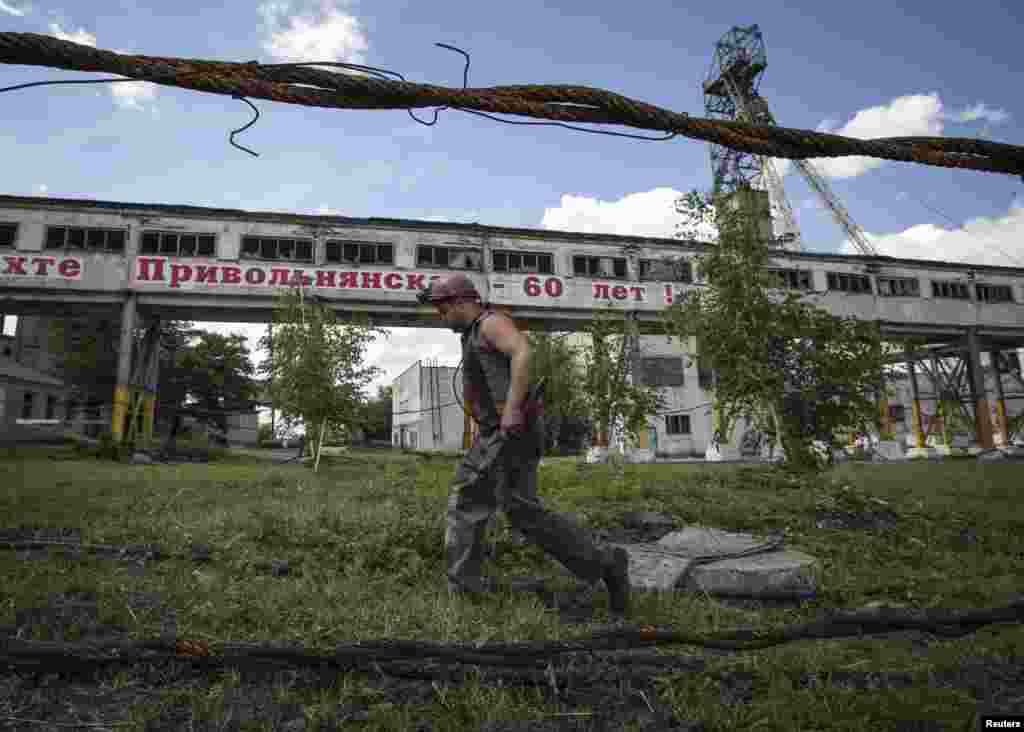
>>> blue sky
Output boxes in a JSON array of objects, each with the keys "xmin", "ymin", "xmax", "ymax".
[{"xmin": 2, "ymin": 0, "xmax": 1022, "ymax": 400}]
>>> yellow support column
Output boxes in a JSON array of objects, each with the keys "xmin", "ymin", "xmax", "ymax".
[
  {"xmin": 111, "ymin": 385, "xmax": 131, "ymax": 443},
  {"xmin": 990, "ymin": 349, "xmax": 1009, "ymax": 447},
  {"xmin": 142, "ymin": 392, "xmax": 156, "ymax": 443},
  {"xmin": 907, "ymin": 361, "xmax": 926, "ymax": 448},
  {"xmin": 637, "ymin": 423, "xmax": 649, "ymax": 449},
  {"xmin": 966, "ymin": 329, "xmax": 995, "ymax": 449}
]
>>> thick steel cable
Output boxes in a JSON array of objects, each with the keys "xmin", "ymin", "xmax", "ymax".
[
  {"xmin": 2, "ymin": 597, "xmax": 1022, "ymax": 676},
  {"xmin": 1, "ymin": 32, "xmax": 1023, "ymax": 177}
]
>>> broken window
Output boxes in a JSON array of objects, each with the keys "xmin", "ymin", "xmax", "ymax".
[
  {"xmin": 572, "ymin": 255, "xmax": 628, "ymax": 278},
  {"xmin": 240, "ymin": 236, "xmax": 314, "ymax": 262},
  {"xmin": 975, "ymin": 283, "xmax": 1014, "ymax": 303},
  {"xmin": 325, "ymin": 241, "xmax": 394, "ymax": 265},
  {"xmin": 931, "ymin": 280, "xmax": 971, "ymax": 300},
  {"xmin": 45, "ymin": 226, "xmax": 127, "ymax": 253},
  {"xmin": 416, "ymin": 245, "xmax": 482, "ymax": 271},
  {"xmin": 827, "ymin": 271, "xmax": 872, "ymax": 294},
  {"xmin": 876, "ymin": 277, "xmax": 920, "ymax": 297},
  {"xmin": 141, "ymin": 231, "xmax": 217, "ymax": 257},
  {"xmin": 492, "ymin": 249, "xmax": 554, "ymax": 274},
  {"xmin": 766, "ymin": 268, "xmax": 813, "ymax": 290},
  {"xmin": 639, "ymin": 258, "xmax": 692, "ymax": 282}
]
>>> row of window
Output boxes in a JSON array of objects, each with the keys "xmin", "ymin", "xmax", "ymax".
[
  {"xmin": 773, "ymin": 269, "xmax": 1015, "ymax": 303},
  {"xmin": 0, "ymin": 222, "xmax": 692, "ymax": 281},
  {"xmin": 1, "ymin": 222, "xmax": 1020, "ymax": 299},
  {"xmin": 18, "ymin": 391, "xmax": 59, "ymax": 420}
]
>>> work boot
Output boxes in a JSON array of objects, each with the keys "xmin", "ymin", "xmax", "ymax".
[{"xmin": 602, "ymin": 546, "xmax": 631, "ymax": 620}]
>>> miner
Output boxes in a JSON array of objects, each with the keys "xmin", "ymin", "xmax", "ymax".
[{"xmin": 418, "ymin": 273, "xmax": 630, "ymax": 619}]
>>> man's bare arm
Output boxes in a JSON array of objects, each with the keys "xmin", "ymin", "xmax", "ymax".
[{"xmin": 482, "ymin": 314, "xmax": 531, "ymax": 412}]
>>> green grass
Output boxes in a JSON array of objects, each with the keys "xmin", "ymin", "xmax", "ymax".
[{"xmin": 1, "ymin": 446, "xmax": 1022, "ymax": 730}]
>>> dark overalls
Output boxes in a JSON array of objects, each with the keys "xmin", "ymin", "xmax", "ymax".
[{"xmin": 445, "ymin": 309, "xmax": 610, "ymax": 593}]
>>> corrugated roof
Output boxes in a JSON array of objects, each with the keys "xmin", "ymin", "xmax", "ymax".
[
  {"xmin": 2, "ymin": 193, "xmax": 1022, "ymax": 274},
  {"xmin": 0, "ymin": 357, "xmax": 65, "ymax": 388}
]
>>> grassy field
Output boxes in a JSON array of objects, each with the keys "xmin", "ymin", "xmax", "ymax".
[{"xmin": 1, "ymin": 445, "xmax": 1022, "ymax": 731}]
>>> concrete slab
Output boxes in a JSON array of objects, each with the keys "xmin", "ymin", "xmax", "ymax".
[
  {"xmin": 616, "ymin": 526, "xmax": 818, "ymax": 597},
  {"xmin": 684, "ymin": 549, "xmax": 818, "ymax": 596}
]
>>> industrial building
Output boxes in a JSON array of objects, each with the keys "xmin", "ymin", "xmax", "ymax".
[
  {"xmin": 1, "ymin": 193, "xmax": 1022, "ymax": 457},
  {"xmin": 391, "ymin": 359, "xmax": 465, "ymax": 451}
]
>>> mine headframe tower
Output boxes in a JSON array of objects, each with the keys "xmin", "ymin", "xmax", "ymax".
[{"xmin": 702, "ymin": 23, "xmax": 878, "ymax": 256}]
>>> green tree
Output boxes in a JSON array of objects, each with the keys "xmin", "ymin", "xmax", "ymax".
[
  {"xmin": 361, "ymin": 385, "xmax": 394, "ymax": 442},
  {"xmin": 47, "ymin": 315, "xmax": 120, "ymax": 407},
  {"xmin": 578, "ymin": 307, "xmax": 664, "ymax": 453},
  {"xmin": 664, "ymin": 187, "xmax": 913, "ymax": 472},
  {"xmin": 525, "ymin": 330, "xmax": 589, "ymax": 453},
  {"xmin": 176, "ymin": 331, "xmax": 259, "ymax": 409},
  {"xmin": 48, "ymin": 315, "xmax": 195, "ymax": 415},
  {"xmin": 153, "ymin": 326, "xmax": 259, "ymax": 445},
  {"xmin": 258, "ymin": 287, "xmax": 385, "ymax": 463}
]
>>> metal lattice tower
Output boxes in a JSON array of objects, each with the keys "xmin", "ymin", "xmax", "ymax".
[{"xmin": 703, "ymin": 24, "xmax": 878, "ymax": 256}]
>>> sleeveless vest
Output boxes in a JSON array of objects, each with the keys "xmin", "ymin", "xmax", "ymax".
[{"xmin": 461, "ymin": 309, "xmax": 542, "ymax": 432}]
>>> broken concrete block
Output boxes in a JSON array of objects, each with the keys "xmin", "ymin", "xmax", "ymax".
[
  {"xmin": 617, "ymin": 525, "xmax": 818, "ymax": 597},
  {"xmin": 684, "ymin": 549, "xmax": 818, "ymax": 596}
]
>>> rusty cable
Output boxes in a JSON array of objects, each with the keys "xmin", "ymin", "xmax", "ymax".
[
  {"xmin": 2, "ymin": 597, "xmax": 1022, "ymax": 676},
  {"xmin": 0, "ymin": 32, "xmax": 1021, "ymax": 176}
]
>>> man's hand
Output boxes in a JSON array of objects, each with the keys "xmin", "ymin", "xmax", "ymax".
[{"xmin": 500, "ymin": 404, "xmax": 527, "ymax": 437}]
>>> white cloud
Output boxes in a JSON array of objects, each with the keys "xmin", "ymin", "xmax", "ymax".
[
  {"xmin": 110, "ymin": 80, "xmax": 158, "ymax": 110},
  {"xmin": 48, "ymin": 26, "xmax": 158, "ymax": 111},
  {"xmin": 777, "ymin": 94, "xmax": 1012, "ymax": 182},
  {"xmin": 839, "ymin": 200, "xmax": 1024, "ymax": 268},
  {"xmin": 48, "ymin": 22, "xmax": 96, "ymax": 47},
  {"xmin": 259, "ymin": 0, "xmax": 369, "ymax": 64},
  {"xmin": 951, "ymin": 102, "xmax": 1010, "ymax": 125},
  {"xmin": 0, "ymin": 0, "xmax": 30, "ymax": 16},
  {"xmin": 808, "ymin": 93, "xmax": 945, "ymax": 179},
  {"xmin": 540, "ymin": 187, "xmax": 687, "ymax": 239},
  {"xmin": 34, "ymin": 184, "xmax": 47, "ymax": 194}
]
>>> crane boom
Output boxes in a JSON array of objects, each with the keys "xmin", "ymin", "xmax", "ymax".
[{"xmin": 792, "ymin": 159, "xmax": 878, "ymax": 256}]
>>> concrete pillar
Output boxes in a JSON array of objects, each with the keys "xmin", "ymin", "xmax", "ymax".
[
  {"xmin": 141, "ymin": 319, "xmax": 161, "ymax": 444},
  {"xmin": 966, "ymin": 328, "xmax": 995, "ymax": 449},
  {"xmin": 877, "ymin": 370, "xmax": 892, "ymax": 439},
  {"xmin": 907, "ymin": 360, "xmax": 926, "ymax": 448},
  {"xmin": 111, "ymin": 293, "xmax": 137, "ymax": 443},
  {"xmin": 990, "ymin": 349, "xmax": 1009, "ymax": 447}
]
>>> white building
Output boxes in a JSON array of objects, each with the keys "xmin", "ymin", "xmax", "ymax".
[
  {"xmin": 567, "ymin": 331, "xmax": 1024, "ymax": 460},
  {"xmin": 391, "ymin": 360, "xmax": 466, "ymax": 451}
]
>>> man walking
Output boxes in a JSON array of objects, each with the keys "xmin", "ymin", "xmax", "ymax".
[{"xmin": 418, "ymin": 273, "xmax": 631, "ymax": 619}]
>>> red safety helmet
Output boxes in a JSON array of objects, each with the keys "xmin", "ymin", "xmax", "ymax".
[{"xmin": 417, "ymin": 273, "xmax": 481, "ymax": 305}]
